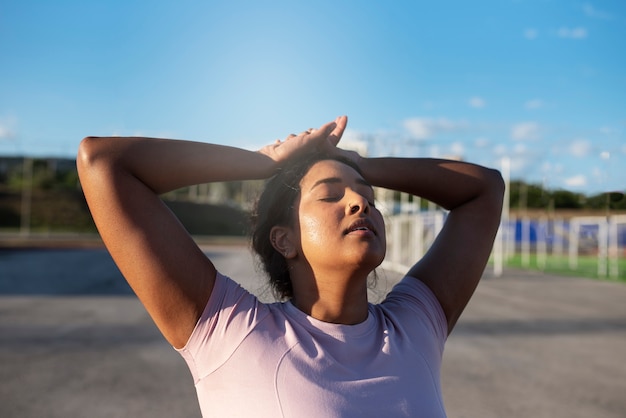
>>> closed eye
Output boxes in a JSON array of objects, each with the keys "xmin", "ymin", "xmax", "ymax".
[
  {"xmin": 320, "ymin": 196, "xmax": 377, "ymax": 207},
  {"xmin": 320, "ymin": 196, "xmax": 341, "ymax": 202}
]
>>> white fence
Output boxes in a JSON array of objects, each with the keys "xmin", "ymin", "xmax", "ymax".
[
  {"xmin": 383, "ymin": 210, "xmax": 625, "ymax": 279},
  {"xmin": 568, "ymin": 215, "xmax": 626, "ymax": 278},
  {"xmin": 381, "ymin": 211, "xmax": 445, "ymax": 273}
]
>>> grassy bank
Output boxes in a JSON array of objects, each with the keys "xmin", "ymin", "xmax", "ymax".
[
  {"xmin": 0, "ymin": 188, "xmax": 249, "ymax": 236},
  {"xmin": 503, "ymin": 253, "xmax": 626, "ymax": 282}
]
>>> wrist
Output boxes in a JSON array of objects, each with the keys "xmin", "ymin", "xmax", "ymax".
[{"xmin": 255, "ymin": 148, "xmax": 282, "ymax": 177}]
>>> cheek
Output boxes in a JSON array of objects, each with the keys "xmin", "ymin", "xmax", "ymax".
[
  {"xmin": 299, "ymin": 214, "xmax": 328, "ymax": 247},
  {"xmin": 376, "ymin": 213, "xmax": 386, "ymax": 242}
]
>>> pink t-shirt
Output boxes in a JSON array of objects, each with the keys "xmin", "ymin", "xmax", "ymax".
[{"xmin": 177, "ymin": 272, "xmax": 448, "ymax": 417}]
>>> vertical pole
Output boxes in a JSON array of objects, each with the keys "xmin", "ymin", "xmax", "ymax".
[
  {"xmin": 537, "ymin": 216, "xmax": 547, "ymax": 270},
  {"xmin": 608, "ymin": 216, "xmax": 618, "ymax": 279},
  {"xmin": 415, "ymin": 214, "xmax": 424, "ymax": 260},
  {"xmin": 400, "ymin": 192, "xmax": 409, "ymax": 214},
  {"xmin": 519, "ymin": 182, "xmax": 530, "ymax": 267},
  {"xmin": 598, "ymin": 221, "xmax": 608, "ymax": 277},
  {"xmin": 553, "ymin": 218, "xmax": 564, "ymax": 257},
  {"xmin": 391, "ymin": 217, "xmax": 401, "ymax": 270},
  {"xmin": 494, "ymin": 157, "xmax": 510, "ymax": 277},
  {"xmin": 20, "ymin": 157, "xmax": 33, "ymax": 236},
  {"xmin": 569, "ymin": 220, "xmax": 578, "ymax": 270},
  {"xmin": 521, "ymin": 216, "xmax": 531, "ymax": 267}
]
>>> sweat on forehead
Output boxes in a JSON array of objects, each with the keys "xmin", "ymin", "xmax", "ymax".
[{"xmin": 291, "ymin": 154, "xmax": 363, "ymax": 184}]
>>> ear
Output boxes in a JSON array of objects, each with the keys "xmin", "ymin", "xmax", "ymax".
[{"xmin": 270, "ymin": 226, "xmax": 296, "ymax": 259}]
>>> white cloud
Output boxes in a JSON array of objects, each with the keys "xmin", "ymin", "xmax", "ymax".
[
  {"xmin": 513, "ymin": 143, "xmax": 527, "ymax": 154},
  {"xmin": 341, "ymin": 129, "xmax": 364, "ymax": 144},
  {"xmin": 469, "ymin": 97, "xmax": 486, "ymax": 108},
  {"xmin": 599, "ymin": 126, "xmax": 620, "ymax": 135},
  {"xmin": 524, "ymin": 99, "xmax": 543, "ymax": 110},
  {"xmin": 569, "ymin": 139, "xmax": 592, "ymax": 157},
  {"xmin": 557, "ymin": 27, "xmax": 588, "ymax": 39},
  {"xmin": 523, "ymin": 28, "xmax": 539, "ymax": 40},
  {"xmin": 565, "ymin": 175, "xmax": 587, "ymax": 187},
  {"xmin": 449, "ymin": 142, "xmax": 465, "ymax": 156},
  {"xmin": 508, "ymin": 155, "xmax": 534, "ymax": 175},
  {"xmin": 591, "ymin": 167, "xmax": 604, "ymax": 181},
  {"xmin": 582, "ymin": 3, "xmax": 612, "ymax": 20},
  {"xmin": 339, "ymin": 129, "xmax": 369, "ymax": 155},
  {"xmin": 493, "ymin": 144, "xmax": 508, "ymax": 156},
  {"xmin": 403, "ymin": 117, "xmax": 466, "ymax": 140},
  {"xmin": 511, "ymin": 122, "xmax": 540, "ymax": 141},
  {"xmin": 554, "ymin": 163, "xmax": 564, "ymax": 174},
  {"xmin": 429, "ymin": 144, "xmax": 441, "ymax": 158},
  {"xmin": 541, "ymin": 161, "xmax": 564, "ymax": 175},
  {"xmin": 541, "ymin": 161, "xmax": 552, "ymax": 172},
  {"xmin": 0, "ymin": 118, "xmax": 16, "ymax": 140},
  {"xmin": 474, "ymin": 137, "xmax": 490, "ymax": 148},
  {"xmin": 0, "ymin": 125, "xmax": 11, "ymax": 139}
]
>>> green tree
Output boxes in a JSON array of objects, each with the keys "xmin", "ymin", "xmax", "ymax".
[{"xmin": 552, "ymin": 189, "xmax": 584, "ymax": 209}]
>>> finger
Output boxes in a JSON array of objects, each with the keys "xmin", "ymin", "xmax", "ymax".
[
  {"xmin": 311, "ymin": 122, "xmax": 337, "ymax": 147},
  {"xmin": 316, "ymin": 120, "xmax": 338, "ymax": 137},
  {"xmin": 327, "ymin": 115, "xmax": 348, "ymax": 146},
  {"xmin": 287, "ymin": 121, "xmax": 336, "ymax": 149}
]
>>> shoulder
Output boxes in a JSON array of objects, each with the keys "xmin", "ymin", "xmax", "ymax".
[
  {"xmin": 178, "ymin": 272, "xmax": 268, "ymax": 352},
  {"xmin": 379, "ymin": 276, "xmax": 448, "ymax": 341}
]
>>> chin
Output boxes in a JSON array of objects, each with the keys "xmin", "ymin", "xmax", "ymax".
[{"xmin": 351, "ymin": 247, "xmax": 386, "ymax": 271}]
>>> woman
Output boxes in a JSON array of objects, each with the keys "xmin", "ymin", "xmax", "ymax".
[{"xmin": 77, "ymin": 116, "xmax": 504, "ymax": 417}]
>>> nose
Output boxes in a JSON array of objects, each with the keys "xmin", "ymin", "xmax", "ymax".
[{"xmin": 347, "ymin": 195, "xmax": 370, "ymax": 215}]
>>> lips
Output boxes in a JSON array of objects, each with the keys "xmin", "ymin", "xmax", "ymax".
[{"xmin": 344, "ymin": 218, "xmax": 377, "ymax": 236}]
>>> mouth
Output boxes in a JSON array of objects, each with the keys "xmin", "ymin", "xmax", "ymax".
[{"xmin": 344, "ymin": 219, "xmax": 377, "ymax": 236}]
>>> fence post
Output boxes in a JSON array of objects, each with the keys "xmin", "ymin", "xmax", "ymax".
[
  {"xmin": 537, "ymin": 216, "xmax": 547, "ymax": 270},
  {"xmin": 569, "ymin": 219, "xmax": 579, "ymax": 270},
  {"xmin": 608, "ymin": 215, "xmax": 626, "ymax": 279},
  {"xmin": 494, "ymin": 222, "xmax": 503, "ymax": 277},
  {"xmin": 521, "ymin": 216, "xmax": 531, "ymax": 267}
]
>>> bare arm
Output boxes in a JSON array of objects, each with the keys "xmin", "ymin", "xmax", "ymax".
[
  {"xmin": 77, "ymin": 118, "xmax": 346, "ymax": 348},
  {"xmin": 357, "ymin": 156, "xmax": 505, "ymax": 333}
]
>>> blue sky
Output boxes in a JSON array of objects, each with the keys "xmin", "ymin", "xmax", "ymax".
[{"xmin": 1, "ymin": 0, "xmax": 624, "ymax": 195}]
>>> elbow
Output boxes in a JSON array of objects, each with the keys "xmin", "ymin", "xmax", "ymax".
[
  {"xmin": 77, "ymin": 136, "xmax": 98, "ymax": 168},
  {"xmin": 488, "ymin": 168, "xmax": 506, "ymax": 198},
  {"xmin": 76, "ymin": 137, "xmax": 101, "ymax": 195},
  {"xmin": 77, "ymin": 136, "xmax": 112, "ymax": 170},
  {"xmin": 76, "ymin": 136, "xmax": 112, "ymax": 181},
  {"xmin": 76, "ymin": 137, "xmax": 95, "ymax": 175},
  {"xmin": 485, "ymin": 168, "xmax": 506, "ymax": 213}
]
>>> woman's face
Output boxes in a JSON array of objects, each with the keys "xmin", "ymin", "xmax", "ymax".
[{"xmin": 292, "ymin": 160, "xmax": 386, "ymax": 274}]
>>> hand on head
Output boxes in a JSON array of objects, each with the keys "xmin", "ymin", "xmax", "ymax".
[{"xmin": 258, "ymin": 116, "xmax": 350, "ymax": 165}]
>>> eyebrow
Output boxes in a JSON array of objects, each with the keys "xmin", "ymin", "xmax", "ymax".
[{"xmin": 309, "ymin": 177, "xmax": 373, "ymax": 191}]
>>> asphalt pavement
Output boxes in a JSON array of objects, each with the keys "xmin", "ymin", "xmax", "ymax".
[{"xmin": 1, "ymin": 245, "xmax": 625, "ymax": 418}]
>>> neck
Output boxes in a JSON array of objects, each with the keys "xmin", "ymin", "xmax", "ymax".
[{"xmin": 290, "ymin": 266, "xmax": 370, "ymax": 325}]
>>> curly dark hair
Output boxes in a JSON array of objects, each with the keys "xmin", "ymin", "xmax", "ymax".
[{"xmin": 250, "ymin": 153, "xmax": 363, "ymax": 300}]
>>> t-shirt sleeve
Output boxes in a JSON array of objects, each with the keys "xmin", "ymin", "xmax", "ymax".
[
  {"xmin": 175, "ymin": 271, "xmax": 268, "ymax": 383},
  {"xmin": 381, "ymin": 276, "xmax": 448, "ymax": 350}
]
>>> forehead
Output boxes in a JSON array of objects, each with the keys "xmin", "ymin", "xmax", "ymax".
[{"xmin": 300, "ymin": 160, "xmax": 367, "ymax": 190}]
